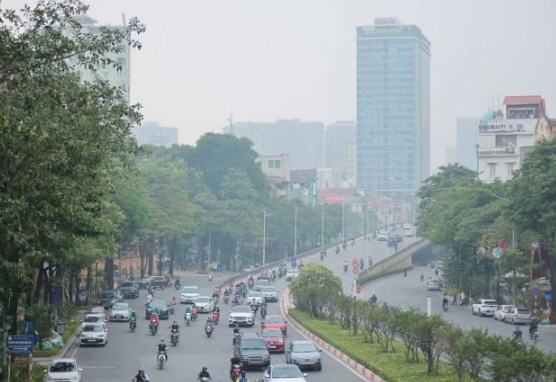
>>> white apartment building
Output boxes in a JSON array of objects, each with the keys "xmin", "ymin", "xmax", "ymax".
[
  {"xmin": 478, "ymin": 96, "xmax": 544, "ymax": 183},
  {"xmin": 68, "ymin": 15, "xmax": 131, "ymax": 105}
]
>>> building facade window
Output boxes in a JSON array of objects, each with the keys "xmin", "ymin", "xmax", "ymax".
[
  {"xmin": 268, "ymin": 160, "xmax": 274, "ymax": 169},
  {"xmin": 506, "ymin": 163, "xmax": 515, "ymax": 177},
  {"xmin": 274, "ymin": 160, "xmax": 281, "ymax": 169},
  {"xmin": 488, "ymin": 163, "xmax": 497, "ymax": 177}
]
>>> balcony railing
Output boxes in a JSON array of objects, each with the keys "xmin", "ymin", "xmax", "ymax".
[{"xmin": 478, "ymin": 147, "xmax": 516, "ymax": 155}]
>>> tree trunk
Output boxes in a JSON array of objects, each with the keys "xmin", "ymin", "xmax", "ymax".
[
  {"xmin": 86, "ymin": 266, "xmax": 92, "ymax": 305},
  {"xmin": 33, "ymin": 266, "xmax": 44, "ymax": 304},
  {"xmin": 75, "ymin": 272, "xmax": 81, "ymax": 305},
  {"xmin": 105, "ymin": 257, "xmax": 114, "ymax": 290},
  {"xmin": 169, "ymin": 236, "xmax": 177, "ymax": 276},
  {"xmin": 8, "ymin": 291, "xmax": 20, "ymax": 335}
]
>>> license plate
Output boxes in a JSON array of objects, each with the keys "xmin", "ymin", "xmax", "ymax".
[
  {"xmin": 302, "ymin": 361, "xmax": 313, "ymax": 365},
  {"xmin": 269, "ymin": 345, "xmax": 276, "ymax": 349},
  {"xmin": 87, "ymin": 339, "xmax": 96, "ymax": 342},
  {"xmin": 251, "ymin": 361, "xmax": 262, "ymax": 364}
]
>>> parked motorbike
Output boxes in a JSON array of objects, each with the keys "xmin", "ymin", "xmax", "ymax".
[{"xmin": 170, "ymin": 328, "xmax": 179, "ymax": 346}]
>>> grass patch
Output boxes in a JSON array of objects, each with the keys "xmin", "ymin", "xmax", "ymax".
[
  {"xmin": 357, "ymin": 267, "xmax": 412, "ymax": 287},
  {"xmin": 289, "ymin": 309, "xmax": 458, "ymax": 382},
  {"xmin": 33, "ymin": 316, "xmax": 81, "ymax": 358}
]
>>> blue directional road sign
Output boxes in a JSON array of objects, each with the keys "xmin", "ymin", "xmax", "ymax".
[{"xmin": 7, "ymin": 334, "xmax": 34, "ymax": 354}]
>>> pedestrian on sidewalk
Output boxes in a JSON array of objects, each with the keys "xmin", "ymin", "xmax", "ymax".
[{"xmin": 452, "ymin": 291, "xmax": 457, "ymax": 305}]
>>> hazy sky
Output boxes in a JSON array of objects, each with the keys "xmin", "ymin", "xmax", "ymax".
[{"xmin": 4, "ymin": 0, "xmax": 556, "ymax": 171}]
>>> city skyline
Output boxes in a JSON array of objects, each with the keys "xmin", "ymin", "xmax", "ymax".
[{"xmin": 4, "ymin": 0, "xmax": 555, "ymax": 173}]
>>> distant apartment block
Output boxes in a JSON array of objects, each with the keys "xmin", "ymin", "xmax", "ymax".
[
  {"xmin": 356, "ymin": 17, "xmax": 431, "ymax": 193},
  {"xmin": 456, "ymin": 117, "xmax": 480, "ymax": 170},
  {"xmin": 68, "ymin": 15, "xmax": 131, "ymax": 105},
  {"xmin": 256, "ymin": 154, "xmax": 290, "ymax": 199},
  {"xmin": 223, "ymin": 119, "xmax": 325, "ymax": 170},
  {"xmin": 325, "ymin": 121, "xmax": 356, "ymax": 187},
  {"xmin": 133, "ymin": 121, "xmax": 178, "ymax": 147},
  {"xmin": 477, "ymin": 96, "xmax": 544, "ymax": 183}
]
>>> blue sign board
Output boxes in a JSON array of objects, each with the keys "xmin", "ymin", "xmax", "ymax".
[
  {"xmin": 492, "ymin": 247, "xmax": 502, "ymax": 259},
  {"xmin": 7, "ymin": 335, "xmax": 34, "ymax": 354}
]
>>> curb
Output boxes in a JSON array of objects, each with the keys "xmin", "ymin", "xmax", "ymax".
[{"xmin": 280, "ymin": 288, "xmax": 387, "ymax": 382}]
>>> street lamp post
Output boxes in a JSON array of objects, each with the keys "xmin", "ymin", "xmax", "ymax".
[
  {"xmin": 294, "ymin": 206, "xmax": 298, "ymax": 258},
  {"xmin": 342, "ymin": 202, "xmax": 345, "ymax": 240},
  {"xmin": 321, "ymin": 204, "xmax": 325, "ymax": 251},
  {"xmin": 263, "ymin": 210, "xmax": 275, "ymax": 268}
]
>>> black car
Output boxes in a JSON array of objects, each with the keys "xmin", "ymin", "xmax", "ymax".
[
  {"xmin": 119, "ymin": 281, "xmax": 139, "ymax": 299},
  {"xmin": 238, "ymin": 334, "xmax": 271, "ymax": 370},
  {"xmin": 99, "ymin": 290, "xmax": 119, "ymax": 309},
  {"xmin": 394, "ymin": 234, "xmax": 403, "ymax": 243},
  {"xmin": 138, "ymin": 276, "xmax": 169, "ymax": 290},
  {"xmin": 387, "ymin": 237, "xmax": 398, "ymax": 247},
  {"xmin": 145, "ymin": 299, "xmax": 169, "ymax": 319}
]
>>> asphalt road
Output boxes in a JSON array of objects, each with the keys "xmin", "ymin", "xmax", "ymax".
[
  {"xmin": 75, "ymin": 231, "xmax": 421, "ymax": 381},
  {"xmin": 361, "ymin": 266, "xmax": 556, "ymax": 354}
]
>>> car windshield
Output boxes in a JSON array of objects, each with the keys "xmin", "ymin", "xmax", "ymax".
[
  {"xmin": 182, "ymin": 287, "xmax": 199, "ymax": 293},
  {"xmin": 149, "ymin": 300, "xmax": 166, "ymax": 308},
  {"xmin": 83, "ymin": 325, "xmax": 104, "ymax": 332},
  {"xmin": 248, "ymin": 292, "xmax": 263, "ymax": 297},
  {"xmin": 49, "ymin": 362, "xmax": 76, "ymax": 373},
  {"xmin": 257, "ymin": 277, "xmax": 270, "ymax": 282},
  {"xmin": 101, "ymin": 292, "xmax": 115, "ymax": 298},
  {"xmin": 257, "ymin": 280, "xmax": 269, "ymax": 286},
  {"xmin": 83, "ymin": 316, "xmax": 102, "ymax": 323},
  {"xmin": 263, "ymin": 329, "xmax": 283, "ymax": 337},
  {"xmin": 272, "ymin": 367, "xmax": 302, "ymax": 378},
  {"xmin": 89, "ymin": 307, "xmax": 104, "ymax": 314},
  {"xmin": 265, "ymin": 316, "xmax": 284, "ymax": 323},
  {"xmin": 241, "ymin": 339, "xmax": 266, "ymax": 349},
  {"xmin": 517, "ymin": 309, "xmax": 530, "ymax": 314},
  {"xmin": 196, "ymin": 297, "xmax": 210, "ymax": 303},
  {"xmin": 233, "ymin": 306, "xmax": 252, "ymax": 313},
  {"xmin": 293, "ymin": 343, "xmax": 317, "ymax": 352},
  {"xmin": 112, "ymin": 304, "xmax": 128, "ymax": 311},
  {"xmin": 261, "ymin": 287, "xmax": 276, "ymax": 292},
  {"xmin": 120, "ymin": 282, "xmax": 134, "ymax": 287}
]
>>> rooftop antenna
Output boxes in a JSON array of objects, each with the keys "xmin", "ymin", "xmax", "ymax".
[{"xmin": 227, "ymin": 113, "xmax": 235, "ymax": 136}]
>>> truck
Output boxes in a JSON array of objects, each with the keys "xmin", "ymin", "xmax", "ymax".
[{"xmin": 471, "ymin": 298, "xmax": 499, "ymax": 317}]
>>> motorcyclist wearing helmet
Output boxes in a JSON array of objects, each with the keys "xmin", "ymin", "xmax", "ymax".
[
  {"xmin": 170, "ymin": 320, "xmax": 180, "ymax": 339},
  {"xmin": 133, "ymin": 369, "xmax": 147, "ymax": 382},
  {"xmin": 150, "ymin": 312, "xmax": 160, "ymax": 328},
  {"xmin": 529, "ymin": 320, "xmax": 538, "ymax": 336},
  {"xmin": 343, "ymin": 260, "xmax": 348, "ymax": 268},
  {"xmin": 157, "ymin": 338, "xmax": 168, "ymax": 361},
  {"xmin": 230, "ymin": 351, "xmax": 242, "ymax": 379},
  {"xmin": 198, "ymin": 366, "xmax": 211, "ymax": 380},
  {"xmin": 236, "ymin": 370, "xmax": 250, "ymax": 382},
  {"xmin": 130, "ymin": 309, "xmax": 138, "ymax": 321}
]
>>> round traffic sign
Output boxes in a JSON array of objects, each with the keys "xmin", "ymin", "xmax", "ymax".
[
  {"xmin": 532, "ymin": 286, "xmax": 540, "ymax": 296},
  {"xmin": 352, "ymin": 258, "xmax": 358, "ymax": 266},
  {"xmin": 352, "ymin": 266, "xmax": 359, "ymax": 275}
]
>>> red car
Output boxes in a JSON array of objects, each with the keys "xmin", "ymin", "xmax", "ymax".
[
  {"xmin": 261, "ymin": 315, "xmax": 288, "ymax": 336},
  {"xmin": 262, "ymin": 328, "xmax": 285, "ymax": 353}
]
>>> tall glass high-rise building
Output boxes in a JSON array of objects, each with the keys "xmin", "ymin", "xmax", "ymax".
[{"xmin": 356, "ymin": 18, "xmax": 430, "ymax": 194}]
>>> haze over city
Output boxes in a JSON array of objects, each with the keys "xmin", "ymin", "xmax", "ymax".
[{"xmin": 6, "ymin": 0, "xmax": 556, "ymax": 171}]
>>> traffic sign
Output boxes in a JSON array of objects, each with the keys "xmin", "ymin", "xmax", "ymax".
[
  {"xmin": 532, "ymin": 286, "xmax": 540, "ymax": 296},
  {"xmin": 352, "ymin": 258, "xmax": 358, "ymax": 266},
  {"xmin": 532, "ymin": 241, "xmax": 539, "ymax": 249},
  {"xmin": 492, "ymin": 247, "xmax": 502, "ymax": 259},
  {"xmin": 7, "ymin": 335, "xmax": 34, "ymax": 354},
  {"xmin": 353, "ymin": 265, "xmax": 359, "ymax": 275}
]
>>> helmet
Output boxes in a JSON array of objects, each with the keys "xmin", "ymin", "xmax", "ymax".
[
  {"xmin": 241, "ymin": 371, "xmax": 246, "ymax": 376},
  {"xmin": 131, "ymin": 309, "xmax": 135, "ymax": 313},
  {"xmin": 160, "ymin": 338, "xmax": 165, "ymax": 342},
  {"xmin": 202, "ymin": 367, "xmax": 208, "ymax": 371},
  {"xmin": 173, "ymin": 321, "xmax": 177, "ymax": 324}
]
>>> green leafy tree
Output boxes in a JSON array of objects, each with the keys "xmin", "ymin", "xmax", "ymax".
[
  {"xmin": 290, "ymin": 263, "xmax": 342, "ymax": 318},
  {"xmin": 508, "ymin": 137, "xmax": 556, "ymax": 310},
  {"xmin": 0, "ymin": 0, "xmax": 144, "ymax": 332}
]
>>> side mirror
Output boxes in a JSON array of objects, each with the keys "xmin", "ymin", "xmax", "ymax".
[
  {"xmin": 78, "ymin": 368, "xmax": 84, "ymax": 372},
  {"xmin": 264, "ymin": 374, "xmax": 270, "ymax": 378},
  {"xmin": 303, "ymin": 373, "xmax": 309, "ymax": 377},
  {"xmin": 104, "ymin": 328, "xmax": 108, "ymax": 332},
  {"xmin": 286, "ymin": 350, "xmax": 291, "ymax": 353},
  {"xmin": 145, "ymin": 303, "xmax": 148, "ymax": 306},
  {"xmin": 318, "ymin": 349, "xmax": 322, "ymax": 352}
]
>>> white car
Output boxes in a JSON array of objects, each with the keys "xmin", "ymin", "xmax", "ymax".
[
  {"xmin": 285, "ymin": 270, "xmax": 298, "ymax": 281},
  {"xmin": 209, "ymin": 262, "xmax": 221, "ymax": 270},
  {"xmin": 181, "ymin": 286, "xmax": 200, "ymax": 304},
  {"xmin": 80, "ymin": 322, "xmax": 108, "ymax": 346},
  {"xmin": 109, "ymin": 302, "xmax": 131, "ymax": 322},
  {"xmin": 81, "ymin": 313, "xmax": 105, "ymax": 331},
  {"xmin": 193, "ymin": 296, "xmax": 212, "ymax": 313},
  {"xmin": 494, "ymin": 305, "xmax": 515, "ymax": 322},
  {"xmin": 247, "ymin": 291, "xmax": 264, "ymax": 305},
  {"xmin": 261, "ymin": 286, "xmax": 279, "ymax": 302},
  {"xmin": 264, "ymin": 364, "xmax": 307, "ymax": 382},
  {"xmin": 46, "ymin": 358, "xmax": 83, "ymax": 382},
  {"xmin": 243, "ymin": 265, "xmax": 257, "ymax": 272},
  {"xmin": 377, "ymin": 231, "xmax": 389, "ymax": 241},
  {"xmin": 229, "ymin": 305, "xmax": 254, "ymax": 327}
]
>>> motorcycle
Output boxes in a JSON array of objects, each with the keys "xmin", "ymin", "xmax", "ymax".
[
  {"xmin": 250, "ymin": 303, "xmax": 259, "ymax": 315},
  {"xmin": 233, "ymin": 333, "xmax": 241, "ymax": 347},
  {"xmin": 223, "ymin": 294, "xmax": 230, "ymax": 304},
  {"xmin": 368, "ymin": 258, "xmax": 373, "ymax": 267},
  {"xmin": 247, "ymin": 279, "xmax": 254, "ymax": 289},
  {"xmin": 335, "ymin": 247, "xmax": 340, "ymax": 255},
  {"xmin": 205, "ymin": 324, "xmax": 213, "ymax": 338},
  {"xmin": 170, "ymin": 328, "xmax": 179, "ymax": 346},
  {"xmin": 359, "ymin": 259, "xmax": 364, "ymax": 270},
  {"xmin": 185, "ymin": 312, "xmax": 192, "ymax": 326},
  {"xmin": 157, "ymin": 351, "xmax": 166, "ymax": 369},
  {"xmin": 208, "ymin": 274, "xmax": 213, "ymax": 282},
  {"xmin": 129, "ymin": 318, "xmax": 137, "ymax": 332},
  {"xmin": 403, "ymin": 270, "xmax": 408, "ymax": 277},
  {"xmin": 200, "ymin": 378, "xmax": 210, "ymax": 382},
  {"xmin": 174, "ymin": 281, "xmax": 180, "ymax": 290},
  {"xmin": 270, "ymin": 273, "xmax": 276, "ymax": 282},
  {"xmin": 343, "ymin": 265, "xmax": 348, "ymax": 273},
  {"xmin": 530, "ymin": 330, "xmax": 539, "ymax": 341},
  {"xmin": 149, "ymin": 321, "xmax": 158, "ymax": 335},
  {"xmin": 211, "ymin": 311, "xmax": 220, "ymax": 324},
  {"xmin": 231, "ymin": 364, "xmax": 242, "ymax": 381},
  {"xmin": 420, "ymin": 274, "xmax": 424, "ymax": 282},
  {"xmin": 260, "ymin": 306, "xmax": 267, "ymax": 320},
  {"xmin": 169, "ymin": 305, "xmax": 175, "ymax": 315},
  {"xmin": 192, "ymin": 309, "xmax": 198, "ymax": 322},
  {"xmin": 442, "ymin": 303, "xmax": 448, "ymax": 312}
]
